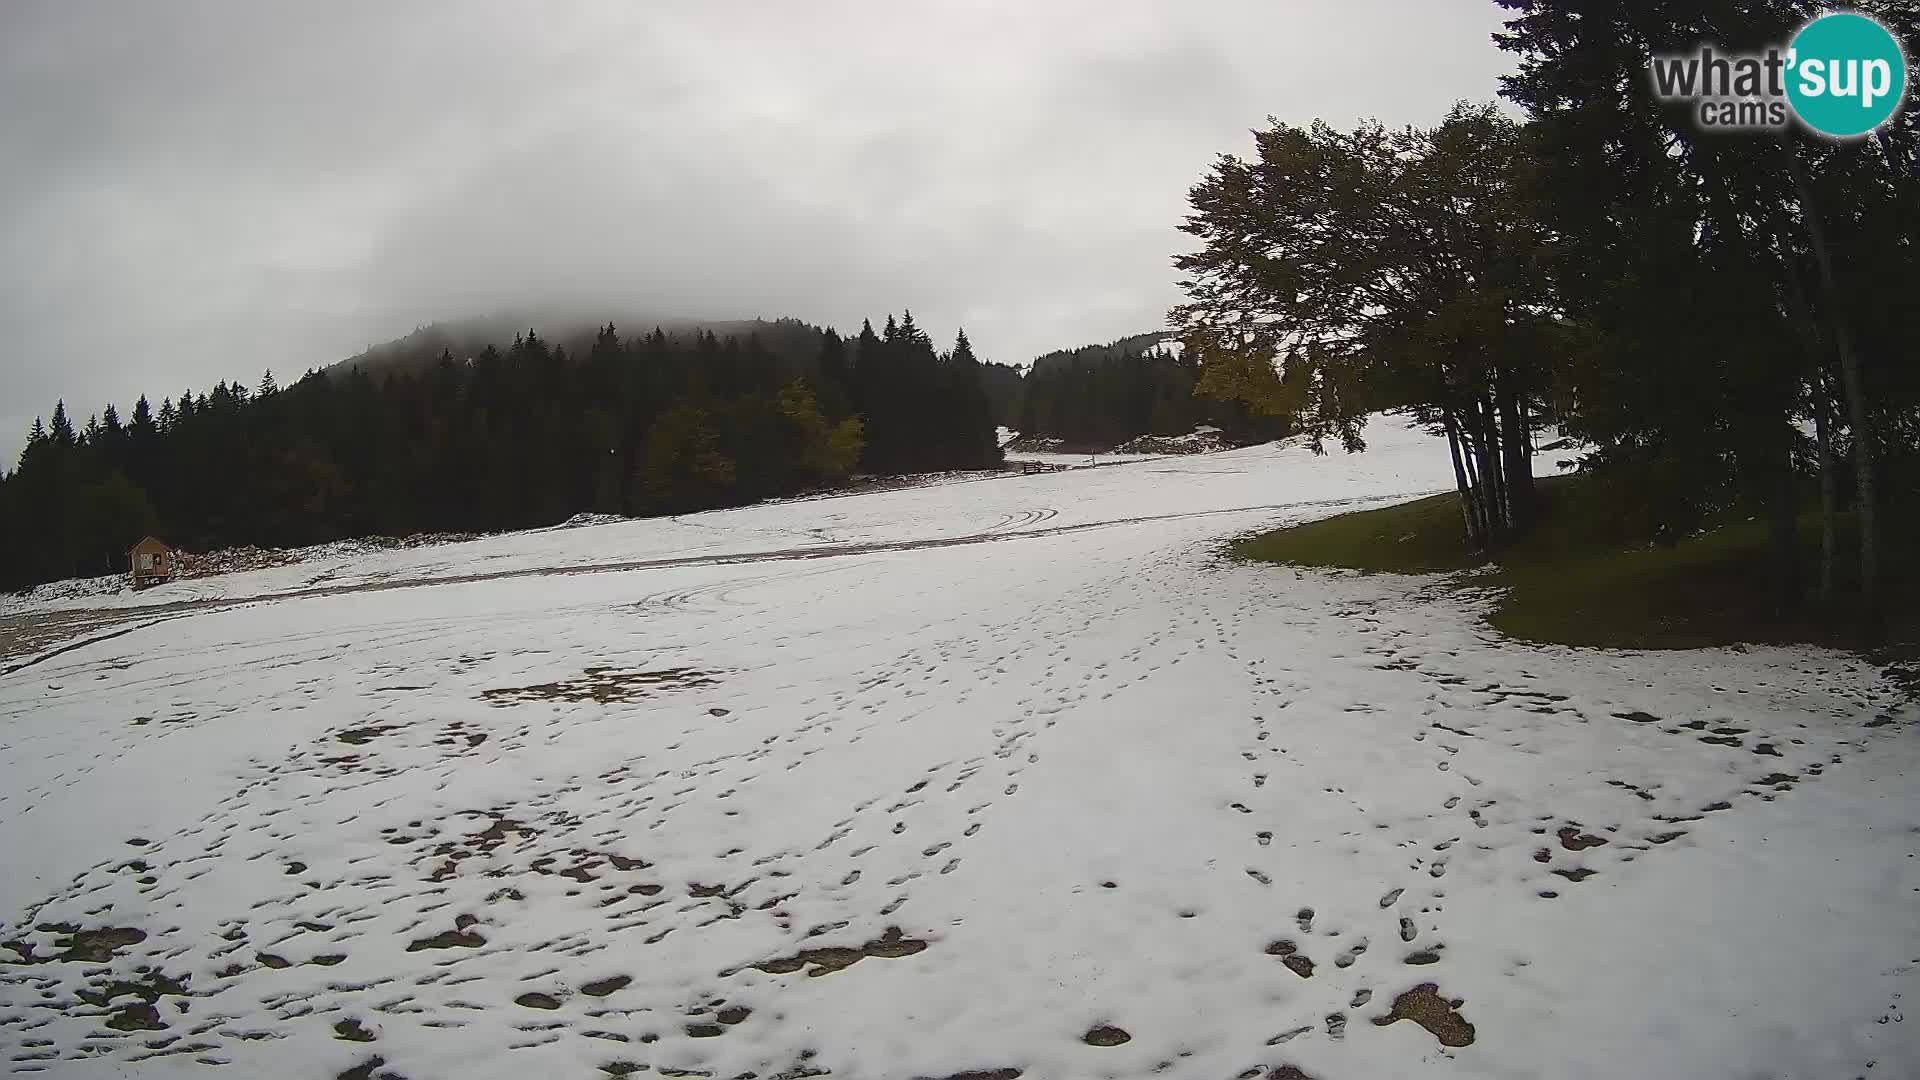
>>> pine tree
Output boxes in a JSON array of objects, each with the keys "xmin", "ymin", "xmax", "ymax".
[
  {"xmin": 944, "ymin": 329, "xmax": 1000, "ymax": 468},
  {"xmin": 812, "ymin": 330, "xmax": 852, "ymax": 418},
  {"xmin": 49, "ymin": 401, "xmax": 75, "ymax": 446},
  {"xmin": 591, "ymin": 323, "xmax": 621, "ymax": 366},
  {"xmin": 851, "ymin": 319, "xmax": 888, "ymax": 471}
]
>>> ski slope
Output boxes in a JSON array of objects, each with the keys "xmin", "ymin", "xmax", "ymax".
[
  {"xmin": 1, "ymin": 416, "xmax": 1915, "ymax": 1080},
  {"xmin": 3, "ymin": 420, "xmax": 1457, "ymax": 618}
]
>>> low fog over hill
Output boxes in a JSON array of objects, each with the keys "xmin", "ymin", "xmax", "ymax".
[{"xmin": 326, "ymin": 313, "xmax": 839, "ymax": 380}]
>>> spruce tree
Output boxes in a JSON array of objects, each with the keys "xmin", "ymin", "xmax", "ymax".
[
  {"xmin": 49, "ymin": 401, "xmax": 75, "ymax": 446},
  {"xmin": 812, "ymin": 330, "xmax": 852, "ymax": 418},
  {"xmin": 851, "ymin": 318, "xmax": 888, "ymax": 472},
  {"xmin": 945, "ymin": 329, "xmax": 1000, "ymax": 468}
]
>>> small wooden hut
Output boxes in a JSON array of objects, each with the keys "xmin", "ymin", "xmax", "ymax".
[{"xmin": 129, "ymin": 536, "xmax": 175, "ymax": 589}]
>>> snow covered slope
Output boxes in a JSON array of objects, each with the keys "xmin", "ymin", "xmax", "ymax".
[
  {"xmin": 1, "ymin": 415, "xmax": 1914, "ymax": 1080},
  {"xmin": 3, "ymin": 416, "xmax": 1456, "ymax": 618}
]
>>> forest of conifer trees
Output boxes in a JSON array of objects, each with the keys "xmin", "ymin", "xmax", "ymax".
[
  {"xmin": 0, "ymin": 313, "xmax": 1010, "ymax": 590},
  {"xmin": 1017, "ymin": 334, "xmax": 1291, "ymax": 448}
]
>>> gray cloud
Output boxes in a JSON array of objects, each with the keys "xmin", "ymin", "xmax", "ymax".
[{"xmin": 0, "ymin": 0, "xmax": 1513, "ymax": 454}]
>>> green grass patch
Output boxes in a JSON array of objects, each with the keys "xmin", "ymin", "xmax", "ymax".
[
  {"xmin": 1232, "ymin": 492, "xmax": 1482, "ymax": 575},
  {"xmin": 1232, "ymin": 475, "xmax": 1916, "ymax": 652}
]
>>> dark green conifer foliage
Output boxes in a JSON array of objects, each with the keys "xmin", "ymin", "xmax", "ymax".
[{"xmin": 0, "ymin": 316, "xmax": 1004, "ymax": 589}]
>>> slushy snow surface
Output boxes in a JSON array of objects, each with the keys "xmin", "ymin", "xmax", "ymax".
[{"xmin": 2, "ymin": 416, "xmax": 1916, "ymax": 1079}]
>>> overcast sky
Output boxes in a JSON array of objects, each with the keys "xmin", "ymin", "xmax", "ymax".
[{"xmin": 0, "ymin": 0, "xmax": 1514, "ymax": 454}]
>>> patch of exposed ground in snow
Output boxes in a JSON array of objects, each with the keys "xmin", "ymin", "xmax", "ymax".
[{"xmin": 1, "ymin": 415, "xmax": 1916, "ymax": 1080}]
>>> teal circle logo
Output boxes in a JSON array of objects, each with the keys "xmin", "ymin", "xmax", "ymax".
[{"xmin": 1787, "ymin": 13, "xmax": 1908, "ymax": 137}]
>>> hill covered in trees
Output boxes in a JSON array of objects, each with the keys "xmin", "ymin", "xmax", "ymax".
[
  {"xmin": 328, "ymin": 314, "xmax": 838, "ymax": 382},
  {"xmin": 0, "ymin": 313, "xmax": 1000, "ymax": 590}
]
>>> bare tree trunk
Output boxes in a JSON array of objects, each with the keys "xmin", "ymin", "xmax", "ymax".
[
  {"xmin": 1497, "ymin": 376, "xmax": 1534, "ymax": 533},
  {"xmin": 1457, "ymin": 415, "xmax": 1490, "ymax": 547},
  {"xmin": 1786, "ymin": 143, "xmax": 1879, "ymax": 629},
  {"xmin": 1444, "ymin": 408, "xmax": 1484, "ymax": 551},
  {"xmin": 1780, "ymin": 255, "xmax": 1839, "ymax": 605},
  {"xmin": 1705, "ymin": 144, "xmax": 1803, "ymax": 615},
  {"xmin": 1473, "ymin": 396, "xmax": 1508, "ymax": 541},
  {"xmin": 1770, "ymin": 425, "xmax": 1802, "ymax": 616},
  {"xmin": 1812, "ymin": 386, "xmax": 1838, "ymax": 602}
]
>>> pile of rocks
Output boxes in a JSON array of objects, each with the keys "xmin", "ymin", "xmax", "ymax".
[{"xmin": 1112, "ymin": 426, "xmax": 1233, "ymax": 455}]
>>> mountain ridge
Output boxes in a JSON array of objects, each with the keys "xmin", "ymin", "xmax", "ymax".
[{"xmin": 324, "ymin": 313, "xmax": 835, "ymax": 380}]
